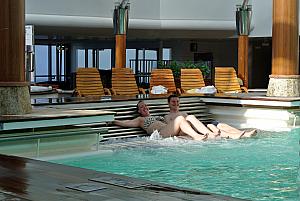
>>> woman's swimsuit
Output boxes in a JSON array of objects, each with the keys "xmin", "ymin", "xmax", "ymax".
[{"xmin": 143, "ymin": 116, "xmax": 166, "ymax": 134}]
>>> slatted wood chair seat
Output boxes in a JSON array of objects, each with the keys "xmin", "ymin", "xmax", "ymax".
[
  {"xmin": 150, "ymin": 69, "xmax": 178, "ymax": 94},
  {"xmin": 111, "ymin": 68, "xmax": 145, "ymax": 96},
  {"xmin": 75, "ymin": 68, "xmax": 110, "ymax": 97},
  {"xmin": 180, "ymin": 68, "xmax": 205, "ymax": 93},
  {"xmin": 214, "ymin": 67, "xmax": 248, "ymax": 93}
]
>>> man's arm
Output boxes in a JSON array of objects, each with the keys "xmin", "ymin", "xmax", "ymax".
[{"xmin": 113, "ymin": 117, "xmax": 142, "ymax": 128}]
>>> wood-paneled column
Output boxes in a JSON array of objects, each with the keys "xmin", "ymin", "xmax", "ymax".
[
  {"xmin": 238, "ymin": 35, "xmax": 249, "ymax": 88},
  {"xmin": 236, "ymin": 3, "xmax": 252, "ymax": 88},
  {"xmin": 115, "ymin": 35, "xmax": 126, "ymax": 68},
  {"xmin": 113, "ymin": 2, "xmax": 129, "ymax": 69},
  {"xmin": 0, "ymin": 0, "xmax": 31, "ymax": 114},
  {"xmin": 267, "ymin": 0, "xmax": 300, "ymax": 97}
]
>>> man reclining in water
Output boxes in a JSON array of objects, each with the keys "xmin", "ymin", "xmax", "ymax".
[
  {"xmin": 164, "ymin": 94, "xmax": 257, "ymax": 139},
  {"xmin": 113, "ymin": 100, "xmax": 208, "ymax": 141}
]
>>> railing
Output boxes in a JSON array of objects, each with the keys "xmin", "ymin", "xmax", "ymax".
[
  {"xmin": 129, "ymin": 59, "xmax": 212, "ymax": 87},
  {"xmin": 129, "ymin": 59, "xmax": 171, "ymax": 87}
]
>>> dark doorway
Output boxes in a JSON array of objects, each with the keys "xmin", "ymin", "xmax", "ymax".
[
  {"xmin": 194, "ymin": 52, "xmax": 213, "ymax": 84},
  {"xmin": 250, "ymin": 38, "xmax": 272, "ymax": 88}
]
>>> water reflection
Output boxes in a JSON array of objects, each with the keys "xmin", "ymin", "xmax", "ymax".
[{"xmin": 0, "ymin": 154, "xmax": 28, "ymax": 196}]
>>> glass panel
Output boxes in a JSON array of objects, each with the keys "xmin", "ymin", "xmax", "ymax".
[
  {"xmin": 60, "ymin": 48, "xmax": 65, "ymax": 81},
  {"xmin": 138, "ymin": 49, "xmax": 144, "ymax": 60},
  {"xmin": 35, "ymin": 45, "xmax": 48, "ymax": 83},
  {"xmin": 87, "ymin": 49, "xmax": 93, "ymax": 67},
  {"xmin": 145, "ymin": 50, "xmax": 157, "ymax": 60},
  {"xmin": 126, "ymin": 49, "xmax": 136, "ymax": 70},
  {"xmin": 77, "ymin": 49, "xmax": 85, "ymax": 67},
  {"xmin": 163, "ymin": 48, "xmax": 171, "ymax": 60},
  {"xmin": 145, "ymin": 50, "xmax": 157, "ymax": 68},
  {"xmin": 51, "ymin": 46, "xmax": 57, "ymax": 81},
  {"xmin": 99, "ymin": 49, "xmax": 111, "ymax": 70}
]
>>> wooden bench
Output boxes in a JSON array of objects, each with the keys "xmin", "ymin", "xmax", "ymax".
[{"xmin": 80, "ymin": 96, "xmax": 213, "ymax": 141}]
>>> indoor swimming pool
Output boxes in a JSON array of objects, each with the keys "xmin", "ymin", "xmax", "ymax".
[{"xmin": 51, "ymin": 129, "xmax": 299, "ymax": 201}]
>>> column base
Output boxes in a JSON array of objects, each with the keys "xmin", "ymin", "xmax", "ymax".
[
  {"xmin": 0, "ymin": 86, "xmax": 32, "ymax": 115},
  {"xmin": 267, "ymin": 75, "xmax": 300, "ymax": 97}
]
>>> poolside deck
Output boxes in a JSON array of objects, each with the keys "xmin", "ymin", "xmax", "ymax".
[
  {"xmin": 0, "ymin": 154, "xmax": 248, "ymax": 201},
  {"xmin": 30, "ymin": 93, "xmax": 300, "ymax": 130},
  {"xmin": 1, "ymin": 93, "xmax": 300, "ymax": 131},
  {"xmin": 0, "ymin": 107, "xmax": 115, "ymax": 130}
]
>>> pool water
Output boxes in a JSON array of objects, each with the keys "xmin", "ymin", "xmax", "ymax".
[{"xmin": 51, "ymin": 129, "xmax": 300, "ymax": 201}]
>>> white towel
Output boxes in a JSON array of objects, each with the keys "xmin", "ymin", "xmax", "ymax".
[{"xmin": 151, "ymin": 85, "xmax": 168, "ymax": 94}]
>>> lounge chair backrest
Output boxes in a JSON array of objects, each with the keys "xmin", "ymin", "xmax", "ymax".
[
  {"xmin": 181, "ymin": 68, "xmax": 205, "ymax": 92},
  {"xmin": 214, "ymin": 67, "xmax": 242, "ymax": 93},
  {"xmin": 112, "ymin": 68, "xmax": 139, "ymax": 96},
  {"xmin": 76, "ymin": 68, "xmax": 105, "ymax": 97},
  {"xmin": 150, "ymin": 69, "xmax": 177, "ymax": 94}
]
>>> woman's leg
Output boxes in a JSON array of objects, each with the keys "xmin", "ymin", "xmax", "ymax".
[
  {"xmin": 208, "ymin": 124, "xmax": 245, "ymax": 139},
  {"xmin": 217, "ymin": 123, "xmax": 242, "ymax": 133},
  {"xmin": 186, "ymin": 115, "xmax": 219, "ymax": 139},
  {"xmin": 160, "ymin": 116, "xmax": 207, "ymax": 141},
  {"xmin": 207, "ymin": 124, "xmax": 219, "ymax": 133}
]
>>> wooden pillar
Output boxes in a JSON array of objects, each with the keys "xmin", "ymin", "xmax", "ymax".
[
  {"xmin": 272, "ymin": 0, "xmax": 299, "ymax": 75},
  {"xmin": 115, "ymin": 34, "xmax": 126, "ymax": 68},
  {"xmin": 238, "ymin": 35, "xmax": 249, "ymax": 88},
  {"xmin": 267, "ymin": 0, "xmax": 300, "ymax": 97},
  {"xmin": 0, "ymin": 0, "xmax": 31, "ymax": 114}
]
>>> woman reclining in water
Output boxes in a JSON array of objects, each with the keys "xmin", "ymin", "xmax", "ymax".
[{"xmin": 113, "ymin": 100, "xmax": 249, "ymax": 140}]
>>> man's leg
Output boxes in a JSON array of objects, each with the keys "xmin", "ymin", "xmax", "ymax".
[
  {"xmin": 160, "ymin": 116, "xmax": 208, "ymax": 141},
  {"xmin": 186, "ymin": 115, "xmax": 219, "ymax": 139}
]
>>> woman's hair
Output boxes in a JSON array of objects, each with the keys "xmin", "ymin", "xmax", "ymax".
[{"xmin": 136, "ymin": 100, "xmax": 144, "ymax": 114}]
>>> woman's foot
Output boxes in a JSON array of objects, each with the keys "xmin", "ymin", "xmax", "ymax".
[
  {"xmin": 195, "ymin": 133, "xmax": 208, "ymax": 141},
  {"xmin": 221, "ymin": 131, "xmax": 245, "ymax": 139},
  {"xmin": 243, "ymin": 129, "xmax": 257, "ymax": 137},
  {"xmin": 230, "ymin": 131, "xmax": 245, "ymax": 139},
  {"xmin": 207, "ymin": 131, "xmax": 221, "ymax": 139}
]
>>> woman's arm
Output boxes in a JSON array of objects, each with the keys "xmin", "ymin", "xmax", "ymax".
[{"xmin": 113, "ymin": 117, "xmax": 142, "ymax": 128}]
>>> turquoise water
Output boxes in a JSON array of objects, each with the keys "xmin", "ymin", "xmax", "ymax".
[{"xmin": 51, "ymin": 129, "xmax": 300, "ymax": 201}]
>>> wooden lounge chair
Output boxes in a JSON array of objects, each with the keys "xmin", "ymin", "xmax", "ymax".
[
  {"xmin": 150, "ymin": 69, "xmax": 179, "ymax": 94},
  {"xmin": 75, "ymin": 68, "xmax": 110, "ymax": 97},
  {"xmin": 214, "ymin": 67, "xmax": 248, "ymax": 93},
  {"xmin": 180, "ymin": 68, "xmax": 205, "ymax": 94},
  {"xmin": 111, "ymin": 68, "xmax": 145, "ymax": 96}
]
